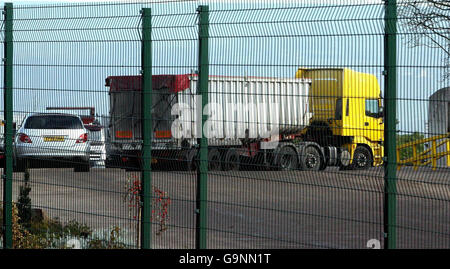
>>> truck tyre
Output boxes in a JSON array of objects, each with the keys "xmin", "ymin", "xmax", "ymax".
[
  {"xmin": 301, "ymin": 146, "xmax": 322, "ymax": 171},
  {"xmin": 208, "ymin": 148, "xmax": 221, "ymax": 171},
  {"xmin": 278, "ymin": 146, "xmax": 299, "ymax": 170},
  {"xmin": 222, "ymin": 148, "xmax": 240, "ymax": 171},
  {"xmin": 184, "ymin": 149, "xmax": 198, "ymax": 171},
  {"xmin": 319, "ymin": 159, "xmax": 327, "ymax": 170},
  {"xmin": 352, "ymin": 146, "xmax": 372, "ymax": 170}
]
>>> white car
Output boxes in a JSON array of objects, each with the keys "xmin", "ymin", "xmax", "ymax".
[{"xmin": 14, "ymin": 113, "xmax": 90, "ymax": 172}]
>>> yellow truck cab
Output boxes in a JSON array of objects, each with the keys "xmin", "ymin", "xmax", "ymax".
[{"xmin": 296, "ymin": 68, "xmax": 384, "ymax": 169}]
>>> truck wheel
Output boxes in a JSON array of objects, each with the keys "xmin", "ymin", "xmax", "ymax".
[
  {"xmin": 222, "ymin": 148, "xmax": 240, "ymax": 171},
  {"xmin": 208, "ymin": 148, "xmax": 221, "ymax": 171},
  {"xmin": 352, "ymin": 146, "xmax": 372, "ymax": 170},
  {"xmin": 184, "ymin": 149, "xmax": 198, "ymax": 171},
  {"xmin": 278, "ymin": 146, "xmax": 299, "ymax": 170},
  {"xmin": 319, "ymin": 159, "xmax": 327, "ymax": 170},
  {"xmin": 301, "ymin": 146, "xmax": 322, "ymax": 171}
]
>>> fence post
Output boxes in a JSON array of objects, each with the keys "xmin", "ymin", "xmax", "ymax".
[
  {"xmin": 2, "ymin": 2, "xmax": 13, "ymax": 249},
  {"xmin": 383, "ymin": 0, "xmax": 397, "ymax": 249},
  {"xmin": 140, "ymin": 7, "xmax": 152, "ymax": 249},
  {"xmin": 196, "ymin": 5, "xmax": 209, "ymax": 250}
]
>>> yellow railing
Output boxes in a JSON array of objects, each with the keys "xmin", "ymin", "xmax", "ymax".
[{"xmin": 397, "ymin": 133, "xmax": 450, "ymax": 170}]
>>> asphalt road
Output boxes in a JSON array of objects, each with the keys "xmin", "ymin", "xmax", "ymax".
[{"xmin": 1, "ymin": 166, "xmax": 449, "ymax": 249}]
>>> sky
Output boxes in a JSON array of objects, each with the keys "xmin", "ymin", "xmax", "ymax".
[{"xmin": 0, "ymin": 0, "xmax": 447, "ymax": 135}]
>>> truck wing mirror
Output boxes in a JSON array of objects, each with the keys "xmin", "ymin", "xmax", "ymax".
[{"xmin": 379, "ymin": 107, "xmax": 384, "ymax": 122}]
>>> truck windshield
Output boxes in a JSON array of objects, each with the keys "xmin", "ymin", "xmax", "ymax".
[{"xmin": 24, "ymin": 115, "xmax": 83, "ymax": 129}]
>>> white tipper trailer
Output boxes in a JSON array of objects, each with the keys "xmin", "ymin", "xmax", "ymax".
[{"xmin": 106, "ymin": 74, "xmax": 340, "ymax": 170}]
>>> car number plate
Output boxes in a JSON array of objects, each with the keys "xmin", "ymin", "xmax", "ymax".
[{"xmin": 43, "ymin": 136, "xmax": 65, "ymax": 142}]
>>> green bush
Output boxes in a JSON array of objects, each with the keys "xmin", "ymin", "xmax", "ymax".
[
  {"xmin": 28, "ymin": 217, "xmax": 92, "ymax": 242},
  {"xmin": 87, "ymin": 226, "xmax": 126, "ymax": 249}
]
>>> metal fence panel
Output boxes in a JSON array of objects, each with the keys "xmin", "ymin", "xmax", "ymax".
[
  {"xmin": 0, "ymin": 0, "xmax": 449, "ymax": 250},
  {"xmin": 395, "ymin": 0, "xmax": 450, "ymax": 248}
]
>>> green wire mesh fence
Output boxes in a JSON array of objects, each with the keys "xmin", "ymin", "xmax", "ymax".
[{"xmin": 0, "ymin": 0, "xmax": 449, "ymax": 249}]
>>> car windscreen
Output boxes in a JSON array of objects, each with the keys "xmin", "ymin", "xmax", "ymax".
[{"xmin": 24, "ymin": 115, "xmax": 83, "ymax": 129}]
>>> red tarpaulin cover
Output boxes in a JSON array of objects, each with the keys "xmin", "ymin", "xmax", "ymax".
[{"xmin": 106, "ymin": 74, "xmax": 191, "ymax": 93}]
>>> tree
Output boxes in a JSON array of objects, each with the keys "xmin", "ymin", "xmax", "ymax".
[{"xmin": 399, "ymin": 0, "xmax": 450, "ymax": 81}]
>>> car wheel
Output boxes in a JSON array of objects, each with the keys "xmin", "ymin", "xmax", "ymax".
[
  {"xmin": 74, "ymin": 162, "xmax": 90, "ymax": 172},
  {"xmin": 13, "ymin": 158, "xmax": 28, "ymax": 172}
]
